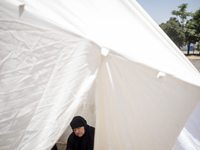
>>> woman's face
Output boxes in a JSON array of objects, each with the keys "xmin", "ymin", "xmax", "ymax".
[{"xmin": 73, "ymin": 126, "xmax": 85, "ymax": 137}]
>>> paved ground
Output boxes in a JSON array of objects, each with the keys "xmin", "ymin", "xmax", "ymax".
[
  {"xmin": 56, "ymin": 143, "xmax": 66, "ymax": 150},
  {"xmin": 189, "ymin": 59, "xmax": 200, "ymax": 72},
  {"xmin": 183, "ymin": 51, "xmax": 200, "ymax": 72}
]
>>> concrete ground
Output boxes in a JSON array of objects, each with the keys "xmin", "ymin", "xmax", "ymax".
[
  {"xmin": 187, "ymin": 53, "xmax": 200, "ymax": 73},
  {"xmin": 189, "ymin": 59, "xmax": 200, "ymax": 72},
  {"xmin": 56, "ymin": 143, "xmax": 66, "ymax": 150},
  {"xmin": 183, "ymin": 51, "xmax": 200, "ymax": 72}
]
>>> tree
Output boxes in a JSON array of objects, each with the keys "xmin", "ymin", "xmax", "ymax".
[
  {"xmin": 185, "ymin": 19, "xmax": 198, "ymax": 54},
  {"xmin": 160, "ymin": 4, "xmax": 199, "ymax": 54},
  {"xmin": 184, "ymin": 9, "xmax": 200, "ymax": 54},
  {"xmin": 171, "ymin": 3, "xmax": 192, "ymax": 25},
  {"xmin": 160, "ymin": 17, "xmax": 185, "ymax": 48},
  {"xmin": 195, "ymin": 40, "xmax": 200, "ymax": 55},
  {"xmin": 193, "ymin": 9, "xmax": 200, "ymax": 55},
  {"xmin": 192, "ymin": 9, "xmax": 200, "ymax": 34}
]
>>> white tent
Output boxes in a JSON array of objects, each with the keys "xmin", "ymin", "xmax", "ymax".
[
  {"xmin": 174, "ymin": 102, "xmax": 200, "ymax": 150},
  {"xmin": 0, "ymin": 0, "xmax": 200, "ymax": 150}
]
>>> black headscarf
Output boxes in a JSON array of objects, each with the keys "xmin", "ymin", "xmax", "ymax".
[
  {"xmin": 66, "ymin": 116, "xmax": 95, "ymax": 150},
  {"xmin": 70, "ymin": 116, "xmax": 87, "ymax": 129}
]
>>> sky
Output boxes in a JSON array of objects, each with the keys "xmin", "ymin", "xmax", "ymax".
[{"xmin": 136, "ymin": 0, "xmax": 200, "ymax": 24}]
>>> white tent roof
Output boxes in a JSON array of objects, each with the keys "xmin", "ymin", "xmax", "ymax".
[{"xmin": 0, "ymin": 0, "xmax": 200, "ymax": 150}]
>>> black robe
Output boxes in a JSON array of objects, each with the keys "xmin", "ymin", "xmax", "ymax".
[
  {"xmin": 66, "ymin": 125, "xmax": 95, "ymax": 150},
  {"xmin": 51, "ymin": 144, "xmax": 58, "ymax": 150}
]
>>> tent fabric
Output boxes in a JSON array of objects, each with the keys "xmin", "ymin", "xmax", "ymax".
[
  {"xmin": 23, "ymin": 0, "xmax": 200, "ymax": 87},
  {"xmin": 0, "ymin": 20, "xmax": 101, "ymax": 149},
  {"xmin": 174, "ymin": 102, "xmax": 200, "ymax": 150},
  {"xmin": 0, "ymin": 0, "xmax": 200, "ymax": 150},
  {"xmin": 95, "ymin": 51, "xmax": 200, "ymax": 150}
]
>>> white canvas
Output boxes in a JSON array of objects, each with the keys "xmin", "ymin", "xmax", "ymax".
[{"xmin": 0, "ymin": 0, "xmax": 200, "ymax": 149}]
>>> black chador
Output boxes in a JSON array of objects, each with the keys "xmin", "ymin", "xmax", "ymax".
[{"xmin": 66, "ymin": 116, "xmax": 95, "ymax": 150}]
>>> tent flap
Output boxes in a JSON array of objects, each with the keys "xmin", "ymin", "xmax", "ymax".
[
  {"xmin": 95, "ymin": 51, "xmax": 200, "ymax": 150},
  {"xmin": 0, "ymin": 0, "xmax": 200, "ymax": 150}
]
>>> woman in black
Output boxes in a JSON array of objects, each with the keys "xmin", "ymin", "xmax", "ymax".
[{"xmin": 66, "ymin": 116, "xmax": 95, "ymax": 150}]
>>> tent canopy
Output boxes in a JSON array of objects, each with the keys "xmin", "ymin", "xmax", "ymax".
[{"xmin": 0, "ymin": 0, "xmax": 200, "ymax": 150}]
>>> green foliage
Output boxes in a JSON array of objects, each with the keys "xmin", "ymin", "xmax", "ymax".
[
  {"xmin": 192, "ymin": 9, "xmax": 200, "ymax": 38},
  {"xmin": 160, "ymin": 17, "xmax": 185, "ymax": 48},
  {"xmin": 185, "ymin": 9, "xmax": 200, "ymax": 54},
  {"xmin": 185, "ymin": 19, "xmax": 198, "ymax": 54},
  {"xmin": 195, "ymin": 41, "xmax": 200, "ymax": 51},
  {"xmin": 171, "ymin": 3, "xmax": 192, "ymax": 25},
  {"xmin": 185, "ymin": 19, "xmax": 199, "ymax": 43},
  {"xmin": 160, "ymin": 4, "xmax": 199, "ymax": 54}
]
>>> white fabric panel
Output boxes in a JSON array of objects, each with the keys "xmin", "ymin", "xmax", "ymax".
[
  {"xmin": 174, "ymin": 102, "xmax": 200, "ymax": 150},
  {"xmin": 23, "ymin": 0, "xmax": 200, "ymax": 87},
  {"xmin": 95, "ymin": 51, "xmax": 200, "ymax": 150},
  {"xmin": 0, "ymin": 0, "xmax": 200, "ymax": 150},
  {"xmin": 0, "ymin": 19, "xmax": 101, "ymax": 150},
  {"xmin": 59, "ymin": 82, "xmax": 97, "ymax": 143}
]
